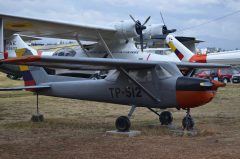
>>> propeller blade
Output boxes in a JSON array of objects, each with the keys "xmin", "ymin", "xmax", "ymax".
[
  {"xmin": 168, "ymin": 29, "xmax": 177, "ymax": 33},
  {"xmin": 140, "ymin": 32, "xmax": 144, "ymax": 52},
  {"xmin": 129, "ymin": 14, "xmax": 137, "ymax": 23},
  {"xmin": 143, "ymin": 16, "xmax": 151, "ymax": 26},
  {"xmin": 160, "ymin": 11, "xmax": 166, "ymax": 26}
]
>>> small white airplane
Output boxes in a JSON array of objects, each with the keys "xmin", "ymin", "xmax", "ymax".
[
  {"xmin": 166, "ymin": 34, "xmax": 240, "ymax": 65},
  {"xmin": 5, "ymin": 34, "xmax": 53, "ymax": 57}
]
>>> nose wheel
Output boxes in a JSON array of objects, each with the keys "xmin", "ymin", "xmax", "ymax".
[{"xmin": 182, "ymin": 109, "xmax": 194, "ymax": 130}]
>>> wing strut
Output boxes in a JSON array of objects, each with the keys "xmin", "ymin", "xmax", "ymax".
[
  {"xmin": 75, "ymin": 34, "xmax": 89, "ymax": 57},
  {"xmin": 0, "ymin": 18, "xmax": 4, "ymax": 59},
  {"xmin": 97, "ymin": 31, "xmax": 160, "ymax": 103},
  {"xmin": 97, "ymin": 31, "xmax": 115, "ymax": 58}
]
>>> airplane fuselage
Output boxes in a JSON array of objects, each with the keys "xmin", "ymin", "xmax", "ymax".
[{"xmin": 36, "ymin": 65, "xmax": 216, "ymax": 109}]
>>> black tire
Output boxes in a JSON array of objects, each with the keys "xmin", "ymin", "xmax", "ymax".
[
  {"xmin": 115, "ymin": 116, "xmax": 131, "ymax": 132},
  {"xmin": 182, "ymin": 116, "xmax": 194, "ymax": 130},
  {"xmin": 159, "ymin": 111, "xmax": 173, "ymax": 125}
]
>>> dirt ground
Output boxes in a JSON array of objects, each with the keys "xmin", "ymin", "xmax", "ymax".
[{"xmin": 0, "ymin": 74, "xmax": 240, "ymax": 159}]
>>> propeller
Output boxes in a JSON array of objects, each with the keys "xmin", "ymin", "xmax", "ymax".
[
  {"xmin": 149, "ymin": 11, "xmax": 177, "ymax": 41},
  {"xmin": 160, "ymin": 11, "xmax": 176, "ymax": 35},
  {"xmin": 130, "ymin": 15, "xmax": 151, "ymax": 52}
]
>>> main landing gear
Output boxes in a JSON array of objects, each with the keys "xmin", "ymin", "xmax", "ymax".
[
  {"xmin": 31, "ymin": 93, "xmax": 44, "ymax": 122},
  {"xmin": 182, "ymin": 108, "xmax": 194, "ymax": 130},
  {"xmin": 115, "ymin": 105, "xmax": 136, "ymax": 132},
  {"xmin": 148, "ymin": 108, "xmax": 173, "ymax": 125}
]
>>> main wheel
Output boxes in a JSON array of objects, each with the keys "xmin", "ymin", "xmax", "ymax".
[
  {"xmin": 182, "ymin": 116, "xmax": 194, "ymax": 130},
  {"xmin": 159, "ymin": 111, "xmax": 173, "ymax": 125},
  {"xmin": 115, "ymin": 116, "xmax": 131, "ymax": 132}
]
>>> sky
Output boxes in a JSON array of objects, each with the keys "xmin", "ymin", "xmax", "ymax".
[{"xmin": 0, "ymin": 0, "xmax": 240, "ymax": 50}]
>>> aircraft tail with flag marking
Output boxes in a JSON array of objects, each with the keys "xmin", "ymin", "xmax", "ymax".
[
  {"xmin": 166, "ymin": 34, "xmax": 240, "ymax": 65},
  {"xmin": 5, "ymin": 34, "xmax": 38, "ymax": 59},
  {"xmin": 166, "ymin": 34, "xmax": 207, "ymax": 63},
  {"xmin": 15, "ymin": 48, "xmax": 46, "ymax": 86}
]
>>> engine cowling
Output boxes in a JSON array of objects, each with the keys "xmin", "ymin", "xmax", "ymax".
[
  {"xmin": 143, "ymin": 24, "xmax": 164, "ymax": 39},
  {"xmin": 114, "ymin": 20, "xmax": 138, "ymax": 39}
]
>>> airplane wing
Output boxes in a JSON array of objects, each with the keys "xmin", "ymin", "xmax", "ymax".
[
  {"xmin": 0, "ymin": 85, "xmax": 50, "ymax": 91},
  {"xmin": 0, "ymin": 14, "xmax": 116, "ymax": 41},
  {"xmin": 175, "ymin": 62, "xmax": 230, "ymax": 69},
  {"xmin": 1, "ymin": 55, "xmax": 230, "ymax": 70}
]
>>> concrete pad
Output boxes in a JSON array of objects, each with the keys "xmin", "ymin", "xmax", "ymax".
[
  {"xmin": 148, "ymin": 123, "xmax": 199, "ymax": 136},
  {"xmin": 106, "ymin": 130, "xmax": 141, "ymax": 137}
]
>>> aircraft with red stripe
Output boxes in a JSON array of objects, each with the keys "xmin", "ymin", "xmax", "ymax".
[{"xmin": 166, "ymin": 34, "xmax": 240, "ymax": 65}]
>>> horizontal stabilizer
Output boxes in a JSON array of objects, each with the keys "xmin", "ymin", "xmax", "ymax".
[{"xmin": 0, "ymin": 85, "xmax": 50, "ymax": 91}]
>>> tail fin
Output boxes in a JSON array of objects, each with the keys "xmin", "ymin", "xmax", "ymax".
[
  {"xmin": 166, "ymin": 34, "xmax": 195, "ymax": 62},
  {"xmin": 5, "ymin": 34, "xmax": 37, "ymax": 59},
  {"xmin": 15, "ymin": 48, "xmax": 48, "ymax": 86},
  {"xmin": 166, "ymin": 34, "xmax": 207, "ymax": 63}
]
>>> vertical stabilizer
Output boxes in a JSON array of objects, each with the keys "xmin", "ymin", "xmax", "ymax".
[
  {"xmin": 5, "ymin": 34, "xmax": 37, "ymax": 59},
  {"xmin": 166, "ymin": 34, "xmax": 207, "ymax": 63},
  {"xmin": 15, "ymin": 48, "xmax": 47, "ymax": 86},
  {"xmin": 166, "ymin": 34, "xmax": 194, "ymax": 62}
]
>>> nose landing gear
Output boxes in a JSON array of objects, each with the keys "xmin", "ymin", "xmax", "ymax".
[
  {"xmin": 182, "ymin": 108, "xmax": 194, "ymax": 130},
  {"xmin": 159, "ymin": 111, "xmax": 173, "ymax": 125}
]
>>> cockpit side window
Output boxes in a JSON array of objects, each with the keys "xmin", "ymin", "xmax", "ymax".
[
  {"xmin": 155, "ymin": 65, "xmax": 172, "ymax": 79},
  {"xmin": 128, "ymin": 69, "xmax": 153, "ymax": 82}
]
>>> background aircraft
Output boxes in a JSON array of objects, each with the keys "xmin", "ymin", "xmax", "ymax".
[
  {"xmin": 0, "ymin": 48, "xmax": 227, "ymax": 131},
  {"xmin": 166, "ymin": 34, "xmax": 240, "ymax": 65},
  {"xmin": 0, "ymin": 14, "xmax": 175, "ymax": 54},
  {"xmin": 0, "ymin": 14, "xmax": 180, "ymax": 64}
]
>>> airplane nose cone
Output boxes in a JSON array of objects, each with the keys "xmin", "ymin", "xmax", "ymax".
[{"xmin": 176, "ymin": 77, "xmax": 215, "ymax": 109}]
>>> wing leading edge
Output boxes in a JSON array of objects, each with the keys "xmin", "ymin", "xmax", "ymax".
[
  {"xmin": 0, "ymin": 13, "xmax": 116, "ymax": 41},
  {"xmin": 0, "ymin": 54, "xmax": 230, "ymax": 70}
]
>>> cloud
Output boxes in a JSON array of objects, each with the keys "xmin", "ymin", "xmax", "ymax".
[{"xmin": 0, "ymin": 0, "xmax": 116, "ymax": 25}]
